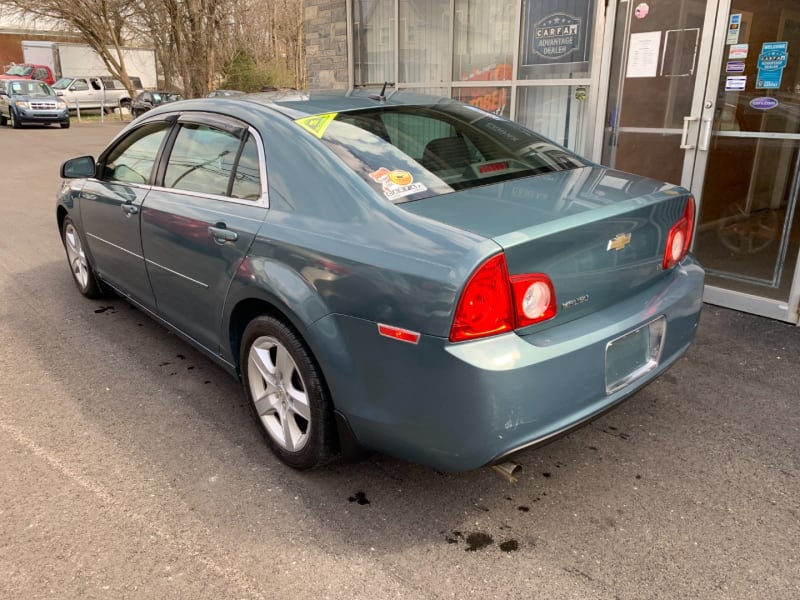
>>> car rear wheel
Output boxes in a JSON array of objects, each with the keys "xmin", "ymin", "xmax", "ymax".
[
  {"xmin": 241, "ymin": 316, "xmax": 338, "ymax": 469},
  {"xmin": 10, "ymin": 109, "xmax": 21, "ymax": 129},
  {"xmin": 61, "ymin": 216, "xmax": 105, "ymax": 298},
  {"xmin": 0, "ymin": 112, "xmax": 6, "ymax": 126}
]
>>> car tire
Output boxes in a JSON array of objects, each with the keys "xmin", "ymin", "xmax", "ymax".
[
  {"xmin": 61, "ymin": 216, "xmax": 105, "ymax": 298},
  {"xmin": 60, "ymin": 120, "xmax": 70, "ymax": 129},
  {"xmin": 241, "ymin": 316, "xmax": 338, "ymax": 470},
  {"xmin": 10, "ymin": 109, "xmax": 21, "ymax": 129},
  {"xmin": 0, "ymin": 112, "xmax": 6, "ymax": 126}
]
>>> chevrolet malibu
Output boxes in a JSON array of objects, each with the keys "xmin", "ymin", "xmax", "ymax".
[{"xmin": 56, "ymin": 90, "xmax": 704, "ymax": 471}]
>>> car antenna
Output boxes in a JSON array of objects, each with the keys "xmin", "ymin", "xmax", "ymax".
[{"xmin": 368, "ymin": 81, "xmax": 391, "ymax": 102}]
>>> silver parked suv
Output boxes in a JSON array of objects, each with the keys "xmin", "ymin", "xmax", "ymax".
[{"xmin": 0, "ymin": 78, "xmax": 70, "ymax": 128}]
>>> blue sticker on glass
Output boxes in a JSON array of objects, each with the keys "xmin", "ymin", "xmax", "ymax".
[
  {"xmin": 756, "ymin": 42, "xmax": 788, "ymax": 89},
  {"xmin": 749, "ymin": 97, "xmax": 779, "ymax": 110}
]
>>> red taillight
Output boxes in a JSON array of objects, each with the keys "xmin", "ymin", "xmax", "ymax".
[
  {"xmin": 449, "ymin": 254, "xmax": 557, "ymax": 342},
  {"xmin": 663, "ymin": 196, "xmax": 696, "ymax": 270},
  {"xmin": 450, "ymin": 254, "xmax": 514, "ymax": 342}
]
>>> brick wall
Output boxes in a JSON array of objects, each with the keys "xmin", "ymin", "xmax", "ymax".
[{"xmin": 304, "ymin": 0, "xmax": 348, "ymax": 89}]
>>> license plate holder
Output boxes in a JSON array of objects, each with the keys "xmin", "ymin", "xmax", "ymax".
[{"xmin": 605, "ymin": 316, "xmax": 666, "ymax": 394}]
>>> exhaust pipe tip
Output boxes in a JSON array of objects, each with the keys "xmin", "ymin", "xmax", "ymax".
[{"xmin": 492, "ymin": 461, "xmax": 522, "ymax": 483}]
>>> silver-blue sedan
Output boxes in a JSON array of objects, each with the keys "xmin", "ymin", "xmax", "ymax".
[{"xmin": 56, "ymin": 90, "xmax": 704, "ymax": 471}]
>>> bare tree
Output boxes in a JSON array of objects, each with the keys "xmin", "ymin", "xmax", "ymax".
[
  {"xmin": 1, "ymin": 0, "xmax": 307, "ymax": 96},
  {"xmin": 0, "ymin": 0, "xmax": 140, "ymax": 95}
]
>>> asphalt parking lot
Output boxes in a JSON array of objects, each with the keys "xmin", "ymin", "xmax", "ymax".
[{"xmin": 0, "ymin": 121, "xmax": 798, "ymax": 599}]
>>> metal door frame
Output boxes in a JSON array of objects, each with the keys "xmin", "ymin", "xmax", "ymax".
[{"xmin": 687, "ymin": 0, "xmax": 800, "ymax": 323}]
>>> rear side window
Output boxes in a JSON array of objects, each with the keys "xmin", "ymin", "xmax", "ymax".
[
  {"xmin": 231, "ymin": 135, "xmax": 262, "ymax": 200},
  {"xmin": 164, "ymin": 123, "xmax": 262, "ymax": 200},
  {"xmin": 298, "ymin": 103, "xmax": 588, "ymax": 203}
]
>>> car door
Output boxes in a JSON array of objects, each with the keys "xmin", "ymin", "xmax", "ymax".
[
  {"xmin": 88, "ymin": 77, "xmax": 105, "ymax": 107},
  {"xmin": 79, "ymin": 121, "xmax": 173, "ymax": 311},
  {"xmin": 141, "ymin": 114, "xmax": 268, "ymax": 353}
]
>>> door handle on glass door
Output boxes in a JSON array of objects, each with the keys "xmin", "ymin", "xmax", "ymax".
[
  {"xmin": 699, "ymin": 117, "xmax": 713, "ymax": 152},
  {"xmin": 680, "ymin": 116, "xmax": 699, "ymax": 149}
]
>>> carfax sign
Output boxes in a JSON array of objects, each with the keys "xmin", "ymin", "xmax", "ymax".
[
  {"xmin": 523, "ymin": 0, "xmax": 593, "ymax": 66},
  {"xmin": 756, "ymin": 41, "xmax": 788, "ymax": 90}
]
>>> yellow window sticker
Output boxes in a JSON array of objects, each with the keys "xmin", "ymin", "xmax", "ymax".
[{"xmin": 294, "ymin": 112, "xmax": 338, "ymax": 139}]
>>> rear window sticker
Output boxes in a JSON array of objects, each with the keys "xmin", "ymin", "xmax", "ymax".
[
  {"xmin": 369, "ymin": 167, "xmax": 427, "ymax": 201},
  {"xmin": 295, "ymin": 112, "xmax": 338, "ymax": 139}
]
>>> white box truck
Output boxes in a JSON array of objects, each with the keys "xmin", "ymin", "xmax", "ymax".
[{"xmin": 21, "ymin": 41, "xmax": 158, "ymax": 89}]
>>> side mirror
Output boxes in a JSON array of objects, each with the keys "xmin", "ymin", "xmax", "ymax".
[{"xmin": 61, "ymin": 156, "xmax": 96, "ymax": 179}]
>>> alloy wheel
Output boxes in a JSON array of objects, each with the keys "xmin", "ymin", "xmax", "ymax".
[
  {"xmin": 64, "ymin": 222, "xmax": 90, "ymax": 290},
  {"xmin": 247, "ymin": 335, "xmax": 312, "ymax": 452}
]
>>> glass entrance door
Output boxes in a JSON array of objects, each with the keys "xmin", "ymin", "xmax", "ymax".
[
  {"xmin": 690, "ymin": 0, "xmax": 800, "ymax": 323},
  {"xmin": 602, "ymin": 0, "xmax": 800, "ymax": 323}
]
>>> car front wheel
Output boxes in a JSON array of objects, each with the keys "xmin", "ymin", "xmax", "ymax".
[
  {"xmin": 10, "ymin": 109, "xmax": 21, "ymax": 129},
  {"xmin": 241, "ymin": 316, "xmax": 338, "ymax": 469},
  {"xmin": 61, "ymin": 216, "xmax": 105, "ymax": 298}
]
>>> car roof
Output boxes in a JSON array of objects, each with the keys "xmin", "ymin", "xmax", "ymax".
[{"xmin": 231, "ymin": 88, "xmax": 456, "ymax": 119}]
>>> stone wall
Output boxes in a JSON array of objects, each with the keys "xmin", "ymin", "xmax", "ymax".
[{"xmin": 304, "ymin": 0, "xmax": 349, "ymax": 89}]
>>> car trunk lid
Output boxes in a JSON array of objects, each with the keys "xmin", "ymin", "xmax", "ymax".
[{"xmin": 401, "ymin": 165, "xmax": 694, "ymax": 328}]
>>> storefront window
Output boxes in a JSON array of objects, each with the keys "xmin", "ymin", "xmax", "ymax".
[
  {"xmin": 403, "ymin": 87, "xmax": 449, "ymax": 98},
  {"xmin": 399, "ymin": 0, "xmax": 450, "ymax": 82},
  {"xmin": 516, "ymin": 86, "xmax": 589, "ymax": 151},
  {"xmin": 353, "ymin": 0, "xmax": 395, "ymax": 86},
  {"xmin": 453, "ymin": 0, "xmax": 514, "ymax": 82},
  {"xmin": 452, "ymin": 86, "xmax": 511, "ymax": 118},
  {"xmin": 518, "ymin": 0, "xmax": 594, "ymax": 80}
]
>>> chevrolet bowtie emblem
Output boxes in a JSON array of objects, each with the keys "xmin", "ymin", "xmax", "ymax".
[{"xmin": 607, "ymin": 233, "xmax": 632, "ymax": 251}]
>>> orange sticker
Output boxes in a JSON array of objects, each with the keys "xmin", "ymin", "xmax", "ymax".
[{"xmin": 369, "ymin": 168, "xmax": 427, "ymax": 200}]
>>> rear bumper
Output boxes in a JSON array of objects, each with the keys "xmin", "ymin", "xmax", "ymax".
[{"xmin": 312, "ymin": 257, "xmax": 704, "ymax": 472}]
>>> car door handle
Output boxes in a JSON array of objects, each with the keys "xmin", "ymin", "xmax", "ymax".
[
  {"xmin": 121, "ymin": 203, "xmax": 139, "ymax": 215},
  {"xmin": 208, "ymin": 225, "xmax": 238, "ymax": 243}
]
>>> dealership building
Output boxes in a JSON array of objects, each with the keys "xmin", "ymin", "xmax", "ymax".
[{"xmin": 305, "ymin": 0, "xmax": 800, "ymax": 325}]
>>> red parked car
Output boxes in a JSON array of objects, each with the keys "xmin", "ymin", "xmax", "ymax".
[{"xmin": 0, "ymin": 64, "xmax": 57, "ymax": 86}]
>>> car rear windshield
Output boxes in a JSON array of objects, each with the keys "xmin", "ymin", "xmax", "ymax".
[{"xmin": 297, "ymin": 102, "xmax": 588, "ymax": 203}]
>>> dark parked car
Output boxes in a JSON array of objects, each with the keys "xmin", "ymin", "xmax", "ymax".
[
  {"xmin": 0, "ymin": 78, "xmax": 70, "ymax": 128},
  {"xmin": 131, "ymin": 90, "xmax": 183, "ymax": 117},
  {"xmin": 56, "ymin": 90, "xmax": 704, "ymax": 471}
]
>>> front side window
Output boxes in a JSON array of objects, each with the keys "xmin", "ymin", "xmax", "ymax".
[
  {"xmin": 102, "ymin": 122, "xmax": 171, "ymax": 184},
  {"xmin": 164, "ymin": 123, "xmax": 261, "ymax": 199}
]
